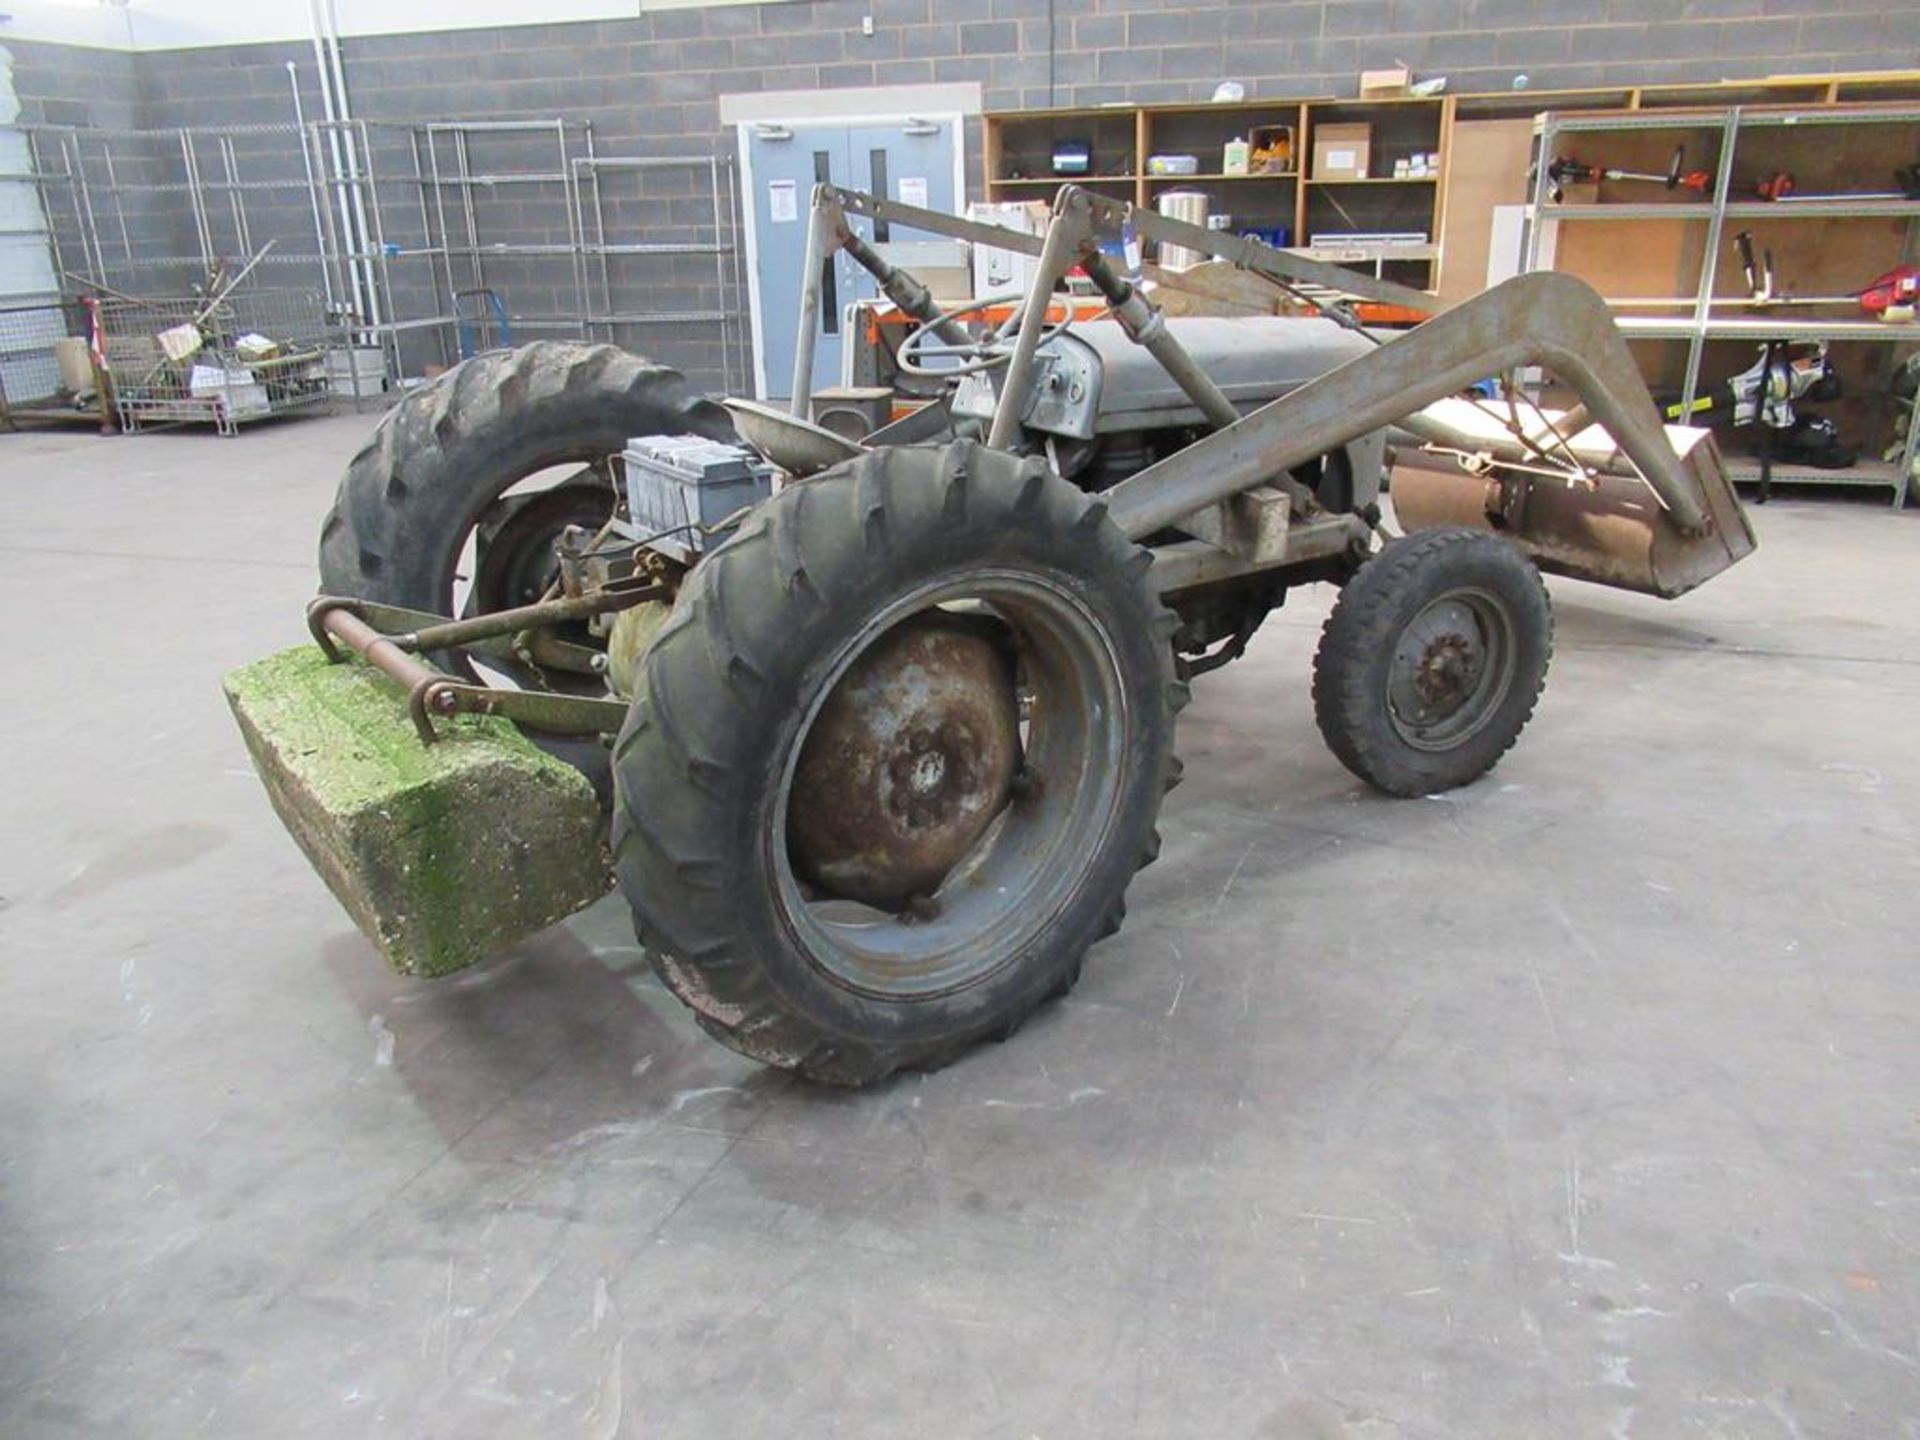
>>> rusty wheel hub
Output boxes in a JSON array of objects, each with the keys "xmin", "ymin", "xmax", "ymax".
[
  {"xmin": 1413, "ymin": 633, "xmax": 1477, "ymax": 709},
  {"xmin": 788, "ymin": 615, "xmax": 1020, "ymax": 909}
]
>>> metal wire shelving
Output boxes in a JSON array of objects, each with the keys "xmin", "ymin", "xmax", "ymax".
[
  {"xmin": 21, "ymin": 115, "xmax": 748, "ymax": 411},
  {"xmin": 1523, "ymin": 102, "xmax": 1920, "ymax": 506}
]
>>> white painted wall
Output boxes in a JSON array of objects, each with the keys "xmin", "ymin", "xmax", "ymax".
[{"xmin": 0, "ymin": 0, "xmax": 764, "ymax": 52}]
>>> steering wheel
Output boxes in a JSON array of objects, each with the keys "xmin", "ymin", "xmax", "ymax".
[{"xmin": 895, "ymin": 291, "xmax": 1078, "ymax": 378}]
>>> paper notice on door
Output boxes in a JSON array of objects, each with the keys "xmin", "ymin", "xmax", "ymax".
[
  {"xmin": 768, "ymin": 179, "xmax": 798, "ymax": 223},
  {"xmin": 899, "ymin": 176, "xmax": 929, "ymax": 209}
]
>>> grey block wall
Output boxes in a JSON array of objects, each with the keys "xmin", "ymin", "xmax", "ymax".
[
  {"xmin": 115, "ymin": 1, "xmax": 1920, "ymax": 143},
  {"xmin": 6, "ymin": 1, "xmax": 1918, "ymax": 386},
  {"xmin": 5, "ymin": 39, "xmax": 140, "ymax": 130}
]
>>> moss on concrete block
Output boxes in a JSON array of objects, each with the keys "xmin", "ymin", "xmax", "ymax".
[{"xmin": 224, "ymin": 646, "xmax": 611, "ymax": 977}]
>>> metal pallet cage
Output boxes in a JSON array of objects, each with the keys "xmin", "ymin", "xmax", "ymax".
[
  {"xmin": 24, "ymin": 118, "xmax": 749, "ymax": 400},
  {"xmin": 0, "ymin": 298, "xmax": 113, "ymax": 431},
  {"xmin": 94, "ymin": 288, "xmax": 335, "ymax": 435}
]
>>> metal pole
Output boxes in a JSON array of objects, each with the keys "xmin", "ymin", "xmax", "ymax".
[
  {"xmin": 725, "ymin": 158, "xmax": 745, "ymax": 393},
  {"xmin": 555, "ymin": 123, "xmax": 576, "ymax": 338},
  {"xmin": 357, "ymin": 123, "xmax": 390, "ymax": 322},
  {"xmin": 321, "ymin": 0, "xmax": 380, "ymax": 328},
  {"xmin": 97, "ymin": 139, "xmax": 134, "ymax": 282},
  {"xmin": 178, "ymin": 132, "xmax": 214, "ymax": 273},
  {"xmin": 423, "ymin": 126, "xmax": 455, "ymax": 364},
  {"xmin": 709, "ymin": 155, "xmax": 726, "ymax": 383},
  {"xmin": 311, "ymin": 123, "xmax": 353, "ymax": 331},
  {"xmin": 585, "ymin": 152, "xmax": 613, "ymax": 340},
  {"xmin": 308, "ymin": 1, "xmax": 360, "ymax": 321},
  {"xmin": 285, "ymin": 63, "xmax": 337, "ymax": 313},
  {"xmin": 218, "ymin": 136, "xmax": 250, "ymax": 261},
  {"xmin": 454, "ymin": 129, "xmax": 483, "ymax": 295},
  {"xmin": 25, "ymin": 134, "xmax": 71, "ymax": 288},
  {"xmin": 403, "ymin": 126, "xmax": 442, "ymax": 367},
  {"xmin": 787, "ymin": 188, "xmax": 836, "ymax": 413},
  {"xmin": 1679, "ymin": 108, "xmax": 1741, "ymax": 419},
  {"xmin": 66, "ymin": 134, "xmax": 109, "ymax": 286},
  {"xmin": 985, "ymin": 190, "xmax": 1086, "ymax": 450}
]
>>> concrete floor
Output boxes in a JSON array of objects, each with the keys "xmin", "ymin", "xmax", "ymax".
[{"xmin": 2, "ymin": 410, "xmax": 1918, "ymax": 1439}]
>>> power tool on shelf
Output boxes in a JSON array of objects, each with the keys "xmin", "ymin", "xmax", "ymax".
[
  {"xmin": 1545, "ymin": 144, "xmax": 1712, "ymax": 203},
  {"xmin": 1733, "ymin": 230, "xmax": 1920, "ymax": 319},
  {"xmin": 1751, "ymin": 161, "xmax": 1920, "ymax": 204}
]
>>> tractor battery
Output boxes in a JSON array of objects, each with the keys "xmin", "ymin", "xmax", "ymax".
[{"xmin": 623, "ymin": 434, "xmax": 775, "ymax": 563}]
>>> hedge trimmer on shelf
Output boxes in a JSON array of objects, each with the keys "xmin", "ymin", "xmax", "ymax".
[
  {"xmin": 1750, "ymin": 161, "xmax": 1920, "ymax": 204},
  {"xmin": 1545, "ymin": 144, "xmax": 1713, "ymax": 203},
  {"xmin": 1731, "ymin": 230, "xmax": 1919, "ymax": 319}
]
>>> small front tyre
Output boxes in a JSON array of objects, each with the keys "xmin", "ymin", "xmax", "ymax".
[
  {"xmin": 610, "ymin": 441, "xmax": 1184, "ymax": 1085},
  {"xmin": 1312, "ymin": 527, "xmax": 1552, "ymax": 797}
]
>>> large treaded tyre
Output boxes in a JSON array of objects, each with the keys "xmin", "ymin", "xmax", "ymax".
[
  {"xmin": 317, "ymin": 341, "xmax": 733, "ymax": 793},
  {"xmin": 1312, "ymin": 526, "xmax": 1552, "ymax": 797},
  {"xmin": 610, "ymin": 441, "xmax": 1185, "ymax": 1086}
]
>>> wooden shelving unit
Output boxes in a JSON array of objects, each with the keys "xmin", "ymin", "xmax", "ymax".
[
  {"xmin": 982, "ymin": 95, "xmax": 1448, "ymax": 288},
  {"xmin": 981, "ymin": 69, "xmax": 1920, "ymax": 296},
  {"xmin": 1523, "ymin": 102, "xmax": 1920, "ymax": 507}
]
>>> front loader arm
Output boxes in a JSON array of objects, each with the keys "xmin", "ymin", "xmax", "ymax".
[{"xmin": 1103, "ymin": 269, "xmax": 1711, "ymax": 542}]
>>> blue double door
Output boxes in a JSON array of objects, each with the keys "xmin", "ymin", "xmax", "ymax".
[{"xmin": 747, "ymin": 119, "xmax": 957, "ymax": 400}]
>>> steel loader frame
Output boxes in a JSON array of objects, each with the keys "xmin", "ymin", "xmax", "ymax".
[{"xmin": 788, "ymin": 182, "xmax": 1752, "ymax": 597}]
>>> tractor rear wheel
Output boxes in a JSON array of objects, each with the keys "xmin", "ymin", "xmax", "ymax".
[
  {"xmin": 317, "ymin": 341, "xmax": 733, "ymax": 798},
  {"xmin": 610, "ymin": 441, "xmax": 1185, "ymax": 1085},
  {"xmin": 1312, "ymin": 526, "xmax": 1552, "ymax": 797}
]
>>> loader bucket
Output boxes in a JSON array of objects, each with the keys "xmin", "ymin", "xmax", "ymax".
[{"xmin": 1390, "ymin": 404, "xmax": 1756, "ymax": 599}]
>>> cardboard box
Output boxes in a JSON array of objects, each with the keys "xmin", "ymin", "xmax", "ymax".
[
  {"xmin": 1360, "ymin": 66, "xmax": 1411, "ymax": 98},
  {"xmin": 1249, "ymin": 124, "xmax": 1294, "ymax": 174},
  {"xmin": 188, "ymin": 363, "xmax": 255, "ymax": 397},
  {"xmin": 1312, "ymin": 122, "xmax": 1372, "ymax": 181}
]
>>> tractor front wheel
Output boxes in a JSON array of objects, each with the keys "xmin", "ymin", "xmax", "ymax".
[
  {"xmin": 610, "ymin": 441, "xmax": 1185, "ymax": 1085},
  {"xmin": 1312, "ymin": 526, "xmax": 1552, "ymax": 797}
]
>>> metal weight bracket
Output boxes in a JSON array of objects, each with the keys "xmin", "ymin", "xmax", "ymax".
[{"xmin": 306, "ymin": 576, "xmax": 665, "ymax": 744}]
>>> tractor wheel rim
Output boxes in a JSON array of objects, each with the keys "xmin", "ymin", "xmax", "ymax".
[
  {"xmin": 1384, "ymin": 587, "xmax": 1516, "ymax": 752},
  {"xmin": 471, "ymin": 488, "xmax": 609, "ymax": 613},
  {"xmin": 451, "ymin": 473, "xmax": 618, "ymax": 697},
  {"xmin": 769, "ymin": 569, "xmax": 1130, "ymax": 1001}
]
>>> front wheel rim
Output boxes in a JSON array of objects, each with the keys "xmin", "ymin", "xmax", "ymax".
[
  {"xmin": 769, "ymin": 569, "xmax": 1131, "ymax": 1001},
  {"xmin": 1384, "ymin": 586, "xmax": 1517, "ymax": 752}
]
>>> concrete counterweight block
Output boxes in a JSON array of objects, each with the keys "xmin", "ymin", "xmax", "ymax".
[{"xmin": 223, "ymin": 646, "xmax": 612, "ymax": 977}]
